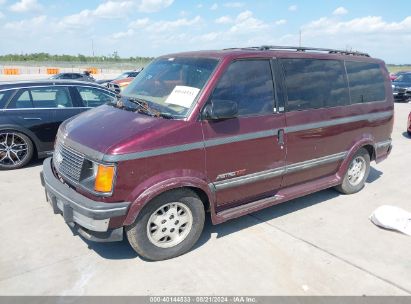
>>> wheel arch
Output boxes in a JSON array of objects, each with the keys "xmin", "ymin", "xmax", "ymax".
[
  {"xmin": 0, "ymin": 124, "xmax": 42, "ymax": 158},
  {"xmin": 337, "ymin": 137, "xmax": 376, "ymax": 180},
  {"xmin": 123, "ymin": 177, "xmax": 215, "ymax": 226}
]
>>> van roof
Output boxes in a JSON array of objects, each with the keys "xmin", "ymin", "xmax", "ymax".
[{"xmin": 162, "ymin": 46, "xmax": 383, "ymax": 63}]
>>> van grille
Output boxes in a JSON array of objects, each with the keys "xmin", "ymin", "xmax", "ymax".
[{"xmin": 53, "ymin": 142, "xmax": 85, "ymax": 183}]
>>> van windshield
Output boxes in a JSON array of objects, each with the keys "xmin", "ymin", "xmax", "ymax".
[{"xmin": 120, "ymin": 57, "xmax": 219, "ymax": 118}]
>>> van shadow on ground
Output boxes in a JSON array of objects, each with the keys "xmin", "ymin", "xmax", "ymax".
[{"xmin": 85, "ymin": 166, "xmax": 383, "ymax": 261}]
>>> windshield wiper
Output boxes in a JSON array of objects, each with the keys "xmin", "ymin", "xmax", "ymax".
[{"xmin": 126, "ymin": 97, "xmax": 161, "ymax": 117}]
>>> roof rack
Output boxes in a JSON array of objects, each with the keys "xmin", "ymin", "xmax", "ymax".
[{"xmin": 234, "ymin": 45, "xmax": 370, "ymax": 57}]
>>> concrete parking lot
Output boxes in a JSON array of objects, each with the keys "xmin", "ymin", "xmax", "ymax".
[{"xmin": 0, "ymin": 103, "xmax": 410, "ymax": 295}]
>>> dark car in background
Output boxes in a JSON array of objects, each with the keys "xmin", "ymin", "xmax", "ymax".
[
  {"xmin": 0, "ymin": 80, "xmax": 116, "ymax": 169},
  {"xmin": 50, "ymin": 72, "xmax": 96, "ymax": 82},
  {"xmin": 392, "ymin": 72, "xmax": 411, "ymax": 102}
]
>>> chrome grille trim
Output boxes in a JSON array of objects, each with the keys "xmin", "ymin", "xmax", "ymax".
[{"xmin": 54, "ymin": 141, "xmax": 85, "ymax": 184}]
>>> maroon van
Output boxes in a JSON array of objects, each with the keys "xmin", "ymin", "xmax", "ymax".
[{"xmin": 41, "ymin": 46, "xmax": 393, "ymax": 260}]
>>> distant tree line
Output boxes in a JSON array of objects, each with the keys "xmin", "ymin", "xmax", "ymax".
[{"xmin": 0, "ymin": 52, "xmax": 153, "ymax": 63}]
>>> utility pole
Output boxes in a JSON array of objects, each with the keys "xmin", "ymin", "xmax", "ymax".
[{"xmin": 91, "ymin": 39, "xmax": 95, "ymax": 59}]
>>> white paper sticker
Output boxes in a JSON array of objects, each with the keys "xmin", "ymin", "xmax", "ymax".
[{"xmin": 165, "ymin": 85, "xmax": 200, "ymax": 108}]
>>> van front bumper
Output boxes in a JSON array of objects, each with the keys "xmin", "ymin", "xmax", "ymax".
[{"xmin": 40, "ymin": 157, "xmax": 130, "ymax": 242}]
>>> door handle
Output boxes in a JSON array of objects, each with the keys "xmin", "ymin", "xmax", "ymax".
[
  {"xmin": 278, "ymin": 129, "xmax": 285, "ymax": 145},
  {"xmin": 23, "ymin": 117, "xmax": 42, "ymax": 120}
]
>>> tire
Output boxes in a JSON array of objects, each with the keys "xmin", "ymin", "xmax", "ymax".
[
  {"xmin": 126, "ymin": 188, "xmax": 205, "ymax": 261},
  {"xmin": 335, "ymin": 148, "xmax": 370, "ymax": 194},
  {"xmin": 0, "ymin": 130, "xmax": 34, "ymax": 170}
]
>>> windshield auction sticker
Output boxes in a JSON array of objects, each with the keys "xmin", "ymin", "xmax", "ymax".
[{"xmin": 165, "ymin": 86, "xmax": 200, "ymax": 108}]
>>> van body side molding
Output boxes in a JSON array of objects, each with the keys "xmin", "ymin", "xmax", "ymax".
[
  {"xmin": 61, "ymin": 110, "xmax": 393, "ymax": 163},
  {"xmin": 210, "ymin": 151, "xmax": 347, "ymax": 191},
  {"xmin": 285, "ymin": 110, "xmax": 393, "ymax": 133}
]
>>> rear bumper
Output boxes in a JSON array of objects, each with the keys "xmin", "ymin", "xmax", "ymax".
[{"xmin": 40, "ymin": 157, "xmax": 130, "ymax": 242}]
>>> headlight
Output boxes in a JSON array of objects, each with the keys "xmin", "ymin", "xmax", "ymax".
[{"xmin": 80, "ymin": 160, "xmax": 116, "ymax": 195}]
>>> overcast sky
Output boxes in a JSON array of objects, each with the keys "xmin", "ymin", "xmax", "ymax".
[{"xmin": 0, "ymin": 0, "xmax": 410, "ymax": 64}]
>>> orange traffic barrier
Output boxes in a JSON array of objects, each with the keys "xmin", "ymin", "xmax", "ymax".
[
  {"xmin": 3, "ymin": 68, "xmax": 20, "ymax": 75},
  {"xmin": 86, "ymin": 67, "xmax": 99, "ymax": 74},
  {"xmin": 46, "ymin": 68, "xmax": 60, "ymax": 75}
]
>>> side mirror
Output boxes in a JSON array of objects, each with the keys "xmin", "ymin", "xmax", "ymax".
[{"xmin": 202, "ymin": 99, "xmax": 238, "ymax": 120}]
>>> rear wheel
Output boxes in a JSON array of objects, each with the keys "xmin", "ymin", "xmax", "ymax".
[
  {"xmin": 335, "ymin": 148, "xmax": 370, "ymax": 194},
  {"xmin": 0, "ymin": 131, "xmax": 33, "ymax": 170},
  {"xmin": 126, "ymin": 189, "xmax": 205, "ymax": 261}
]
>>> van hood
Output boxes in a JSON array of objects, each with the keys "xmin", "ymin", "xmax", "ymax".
[{"xmin": 61, "ymin": 105, "xmax": 181, "ymax": 160}]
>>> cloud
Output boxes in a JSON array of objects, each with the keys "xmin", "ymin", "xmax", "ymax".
[
  {"xmin": 58, "ymin": 0, "xmax": 173, "ymax": 29},
  {"xmin": 275, "ymin": 19, "xmax": 287, "ymax": 25},
  {"xmin": 210, "ymin": 3, "xmax": 218, "ymax": 10},
  {"xmin": 333, "ymin": 6, "xmax": 348, "ymax": 16},
  {"xmin": 223, "ymin": 2, "xmax": 244, "ymax": 8},
  {"xmin": 229, "ymin": 10, "xmax": 268, "ymax": 33},
  {"xmin": 0, "ymin": 11, "xmax": 4, "ymax": 18},
  {"xmin": 4, "ymin": 14, "xmax": 46, "ymax": 30},
  {"xmin": 9, "ymin": 0, "xmax": 41, "ymax": 12},
  {"xmin": 196, "ymin": 4, "xmax": 203, "ymax": 9},
  {"xmin": 117, "ymin": 15, "xmax": 202, "ymax": 38},
  {"xmin": 148, "ymin": 15, "xmax": 202, "ymax": 33},
  {"xmin": 288, "ymin": 4, "xmax": 297, "ymax": 12},
  {"xmin": 112, "ymin": 29, "xmax": 134, "ymax": 39},
  {"xmin": 215, "ymin": 16, "xmax": 233, "ymax": 24},
  {"xmin": 129, "ymin": 17, "xmax": 150, "ymax": 29},
  {"xmin": 93, "ymin": 1, "xmax": 134, "ymax": 18},
  {"xmin": 0, "ymin": 0, "xmax": 6, "ymax": 5},
  {"xmin": 303, "ymin": 15, "xmax": 411, "ymax": 35},
  {"xmin": 138, "ymin": 0, "xmax": 173, "ymax": 13},
  {"xmin": 298, "ymin": 16, "xmax": 411, "ymax": 63}
]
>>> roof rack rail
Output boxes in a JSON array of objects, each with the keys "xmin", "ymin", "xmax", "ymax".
[{"xmin": 242, "ymin": 45, "xmax": 370, "ymax": 57}]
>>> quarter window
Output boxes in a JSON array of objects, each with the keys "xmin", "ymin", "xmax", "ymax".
[
  {"xmin": 211, "ymin": 60, "xmax": 275, "ymax": 117},
  {"xmin": 76, "ymin": 87, "xmax": 115, "ymax": 107},
  {"xmin": 345, "ymin": 61, "xmax": 386, "ymax": 103},
  {"xmin": 281, "ymin": 59, "xmax": 349, "ymax": 111},
  {"xmin": 0, "ymin": 90, "xmax": 15, "ymax": 108}
]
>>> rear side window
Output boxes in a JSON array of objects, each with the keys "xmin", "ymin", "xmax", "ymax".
[
  {"xmin": 281, "ymin": 59, "xmax": 349, "ymax": 111},
  {"xmin": 7, "ymin": 87, "xmax": 72, "ymax": 109},
  {"xmin": 211, "ymin": 60, "xmax": 275, "ymax": 117},
  {"xmin": 31, "ymin": 87, "xmax": 73, "ymax": 108},
  {"xmin": 345, "ymin": 61, "xmax": 386, "ymax": 103}
]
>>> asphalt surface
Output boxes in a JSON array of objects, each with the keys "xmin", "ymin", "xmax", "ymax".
[{"xmin": 0, "ymin": 103, "xmax": 410, "ymax": 295}]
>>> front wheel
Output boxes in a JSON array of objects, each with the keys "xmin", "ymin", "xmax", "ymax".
[
  {"xmin": 0, "ymin": 131, "xmax": 34, "ymax": 170},
  {"xmin": 335, "ymin": 148, "xmax": 370, "ymax": 194},
  {"xmin": 126, "ymin": 189, "xmax": 205, "ymax": 261}
]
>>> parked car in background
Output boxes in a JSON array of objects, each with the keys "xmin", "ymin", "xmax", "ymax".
[
  {"xmin": 41, "ymin": 46, "xmax": 393, "ymax": 261},
  {"xmin": 392, "ymin": 72, "xmax": 411, "ymax": 102},
  {"xmin": 105, "ymin": 69, "xmax": 143, "ymax": 93},
  {"xmin": 0, "ymin": 80, "xmax": 116, "ymax": 169},
  {"xmin": 50, "ymin": 72, "xmax": 96, "ymax": 82},
  {"xmin": 98, "ymin": 69, "xmax": 143, "ymax": 86},
  {"xmin": 407, "ymin": 112, "xmax": 411, "ymax": 136}
]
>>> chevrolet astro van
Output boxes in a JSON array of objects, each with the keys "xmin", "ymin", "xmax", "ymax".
[{"xmin": 41, "ymin": 46, "xmax": 393, "ymax": 260}]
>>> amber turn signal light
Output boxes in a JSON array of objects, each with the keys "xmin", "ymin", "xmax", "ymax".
[{"xmin": 94, "ymin": 164, "xmax": 115, "ymax": 193}]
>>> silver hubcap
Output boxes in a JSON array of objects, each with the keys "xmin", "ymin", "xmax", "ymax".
[
  {"xmin": 347, "ymin": 156, "xmax": 366, "ymax": 186},
  {"xmin": 0, "ymin": 132, "xmax": 28, "ymax": 167},
  {"xmin": 147, "ymin": 202, "xmax": 193, "ymax": 248}
]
